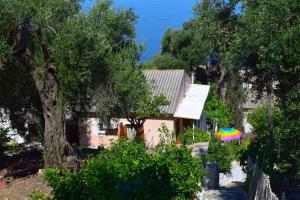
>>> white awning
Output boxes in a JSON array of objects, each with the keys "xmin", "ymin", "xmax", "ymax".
[{"xmin": 174, "ymin": 84, "xmax": 210, "ymax": 120}]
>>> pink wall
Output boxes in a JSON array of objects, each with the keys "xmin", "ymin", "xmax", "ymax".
[
  {"xmin": 86, "ymin": 135, "xmax": 118, "ymax": 148},
  {"xmin": 143, "ymin": 119, "xmax": 174, "ymax": 148},
  {"xmin": 80, "ymin": 118, "xmax": 175, "ymax": 148},
  {"xmin": 79, "ymin": 118, "xmax": 118, "ymax": 148}
]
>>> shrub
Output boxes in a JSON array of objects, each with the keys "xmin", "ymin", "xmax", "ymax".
[
  {"xmin": 0, "ymin": 128, "xmax": 10, "ymax": 155},
  {"xmin": 154, "ymin": 145, "xmax": 205, "ymax": 199},
  {"xmin": 158, "ymin": 123, "xmax": 175, "ymax": 145},
  {"xmin": 226, "ymin": 141, "xmax": 241, "ymax": 161},
  {"xmin": 205, "ymin": 84, "xmax": 232, "ymax": 129},
  {"xmin": 44, "ymin": 139, "xmax": 204, "ymax": 200},
  {"xmin": 206, "ymin": 136, "xmax": 232, "ymax": 173},
  {"xmin": 179, "ymin": 127, "xmax": 209, "ymax": 145},
  {"xmin": 30, "ymin": 191, "xmax": 50, "ymax": 200}
]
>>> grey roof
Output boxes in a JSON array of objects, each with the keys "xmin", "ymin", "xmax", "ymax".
[{"xmin": 143, "ymin": 70, "xmax": 189, "ymax": 114}]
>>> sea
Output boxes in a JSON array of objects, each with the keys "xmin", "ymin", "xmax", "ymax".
[{"xmin": 82, "ymin": 0, "xmax": 197, "ymax": 62}]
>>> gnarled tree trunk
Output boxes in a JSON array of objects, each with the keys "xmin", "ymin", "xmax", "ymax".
[
  {"xmin": 39, "ymin": 68, "xmax": 78, "ymax": 169},
  {"xmin": 217, "ymin": 65, "xmax": 226, "ymax": 101},
  {"xmin": 14, "ymin": 23, "xmax": 78, "ymax": 169}
]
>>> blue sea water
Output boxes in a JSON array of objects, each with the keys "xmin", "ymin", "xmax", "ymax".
[{"xmin": 82, "ymin": 0, "xmax": 197, "ymax": 62}]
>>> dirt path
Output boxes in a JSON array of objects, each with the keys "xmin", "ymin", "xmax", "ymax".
[
  {"xmin": 200, "ymin": 161, "xmax": 248, "ymax": 200},
  {"xmin": 0, "ymin": 174, "xmax": 51, "ymax": 200}
]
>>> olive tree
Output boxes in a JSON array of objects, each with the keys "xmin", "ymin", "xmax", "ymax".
[{"xmin": 0, "ymin": 0, "xmax": 138, "ymax": 168}]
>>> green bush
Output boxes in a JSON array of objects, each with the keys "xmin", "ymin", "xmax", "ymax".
[
  {"xmin": 205, "ymin": 84, "xmax": 232, "ymax": 129},
  {"xmin": 44, "ymin": 139, "xmax": 204, "ymax": 200},
  {"xmin": 242, "ymin": 106, "xmax": 300, "ymax": 177},
  {"xmin": 206, "ymin": 136, "xmax": 232, "ymax": 173},
  {"xmin": 154, "ymin": 145, "xmax": 205, "ymax": 199},
  {"xmin": 226, "ymin": 141, "xmax": 242, "ymax": 161},
  {"xmin": 0, "ymin": 128, "xmax": 10, "ymax": 155},
  {"xmin": 30, "ymin": 191, "xmax": 50, "ymax": 200},
  {"xmin": 179, "ymin": 127, "xmax": 209, "ymax": 145},
  {"xmin": 158, "ymin": 123, "xmax": 175, "ymax": 145}
]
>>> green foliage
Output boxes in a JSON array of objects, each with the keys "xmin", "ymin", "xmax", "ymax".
[
  {"xmin": 146, "ymin": 0, "xmax": 300, "ymax": 186},
  {"xmin": 179, "ymin": 127, "xmax": 209, "ymax": 145},
  {"xmin": 155, "ymin": 145, "xmax": 205, "ymax": 199},
  {"xmin": 0, "ymin": 65, "xmax": 44, "ymax": 143},
  {"xmin": 158, "ymin": 123, "xmax": 175, "ymax": 145},
  {"xmin": 0, "ymin": 0, "xmax": 140, "ymax": 119},
  {"xmin": 226, "ymin": 141, "xmax": 242, "ymax": 162},
  {"xmin": 230, "ymin": 0, "xmax": 300, "ymax": 99},
  {"xmin": 229, "ymin": 0, "xmax": 300, "ymax": 183},
  {"xmin": 241, "ymin": 106, "xmax": 300, "ymax": 179},
  {"xmin": 0, "ymin": 128, "xmax": 10, "ymax": 155},
  {"xmin": 237, "ymin": 139, "xmax": 251, "ymax": 172},
  {"xmin": 143, "ymin": 54, "xmax": 189, "ymax": 72},
  {"xmin": 0, "ymin": 0, "xmax": 145, "ymax": 164},
  {"xmin": 205, "ymin": 85, "xmax": 232, "ymax": 129},
  {"xmin": 147, "ymin": 0, "xmax": 245, "ymax": 128},
  {"xmin": 157, "ymin": 19, "xmax": 223, "ymax": 72},
  {"xmin": 44, "ymin": 139, "xmax": 204, "ymax": 200},
  {"xmin": 110, "ymin": 63, "xmax": 170, "ymax": 136},
  {"xmin": 220, "ymin": 0, "xmax": 300, "ymax": 187},
  {"xmin": 30, "ymin": 191, "xmax": 50, "ymax": 200},
  {"xmin": 206, "ymin": 136, "xmax": 232, "ymax": 173}
]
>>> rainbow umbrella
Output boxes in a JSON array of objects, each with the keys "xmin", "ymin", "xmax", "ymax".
[{"xmin": 216, "ymin": 128, "xmax": 243, "ymax": 142}]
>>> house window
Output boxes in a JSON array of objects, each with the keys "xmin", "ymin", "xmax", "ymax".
[
  {"xmin": 98, "ymin": 123, "xmax": 107, "ymax": 135},
  {"xmin": 98, "ymin": 118, "xmax": 119, "ymax": 135}
]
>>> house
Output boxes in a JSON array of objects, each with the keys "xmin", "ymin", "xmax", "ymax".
[
  {"xmin": 80, "ymin": 70, "xmax": 210, "ymax": 148},
  {"xmin": 242, "ymin": 83, "xmax": 267, "ymax": 133}
]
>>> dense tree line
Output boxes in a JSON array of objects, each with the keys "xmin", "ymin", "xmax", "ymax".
[{"xmin": 146, "ymin": 0, "xmax": 300, "ymax": 192}]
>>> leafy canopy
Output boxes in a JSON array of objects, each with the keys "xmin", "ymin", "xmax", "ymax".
[
  {"xmin": 0, "ymin": 0, "xmax": 139, "ymax": 113},
  {"xmin": 205, "ymin": 85, "xmax": 232, "ymax": 129}
]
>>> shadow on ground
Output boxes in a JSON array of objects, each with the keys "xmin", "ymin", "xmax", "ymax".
[{"xmin": 202, "ymin": 181, "xmax": 247, "ymax": 200}]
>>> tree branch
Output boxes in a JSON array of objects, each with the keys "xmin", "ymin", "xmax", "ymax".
[
  {"xmin": 13, "ymin": 25, "xmax": 33, "ymax": 70},
  {"xmin": 36, "ymin": 27, "xmax": 51, "ymax": 64}
]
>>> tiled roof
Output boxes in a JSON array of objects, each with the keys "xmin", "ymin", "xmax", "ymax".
[{"xmin": 143, "ymin": 70, "xmax": 189, "ymax": 114}]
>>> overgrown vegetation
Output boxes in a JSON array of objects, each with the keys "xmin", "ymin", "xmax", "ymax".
[
  {"xmin": 238, "ymin": 106, "xmax": 300, "ymax": 196},
  {"xmin": 205, "ymin": 85, "xmax": 232, "ymax": 129},
  {"xmin": 0, "ymin": 128, "xmax": 10, "ymax": 155},
  {"xmin": 147, "ymin": 0, "xmax": 300, "ymax": 191},
  {"xmin": 30, "ymin": 191, "xmax": 50, "ymax": 200},
  {"xmin": 145, "ymin": 0, "xmax": 244, "ymax": 128},
  {"xmin": 179, "ymin": 127, "xmax": 209, "ymax": 145},
  {"xmin": 44, "ymin": 139, "xmax": 205, "ymax": 200},
  {"xmin": 0, "ymin": 0, "xmax": 169, "ymax": 168},
  {"xmin": 206, "ymin": 136, "xmax": 232, "ymax": 173},
  {"xmin": 206, "ymin": 135, "xmax": 248, "ymax": 174},
  {"xmin": 158, "ymin": 124, "xmax": 175, "ymax": 145},
  {"xmin": 240, "ymin": 106, "xmax": 300, "ymax": 180}
]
